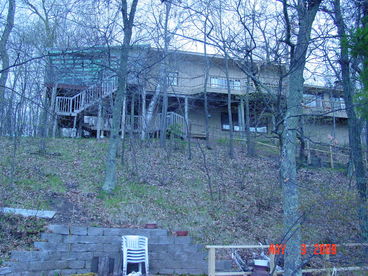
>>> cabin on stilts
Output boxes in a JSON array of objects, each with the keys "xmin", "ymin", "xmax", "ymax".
[
  {"xmin": 45, "ymin": 45, "xmax": 350, "ymax": 145},
  {"xmin": 46, "ymin": 45, "xmax": 187, "ymax": 139}
]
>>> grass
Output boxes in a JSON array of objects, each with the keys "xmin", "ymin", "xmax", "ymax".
[
  {"xmin": 0, "ymin": 136, "xmax": 365, "ymax": 275},
  {"xmin": 0, "ymin": 137, "xmax": 364, "ymax": 251},
  {"xmin": 14, "ymin": 174, "xmax": 65, "ymax": 194}
]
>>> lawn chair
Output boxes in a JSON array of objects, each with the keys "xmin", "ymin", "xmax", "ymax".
[{"xmin": 122, "ymin": 235, "xmax": 149, "ymax": 276}]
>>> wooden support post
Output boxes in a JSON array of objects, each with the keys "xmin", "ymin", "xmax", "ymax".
[
  {"xmin": 77, "ymin": 113, "xmax": 83, "ymax": 138},
  {"xmin": 329, "ymin": 145, "xmax": 334, "ymax": 169},
  {"xmin": 269, "ymin": 253, "xmax": 276, "ymax": 276},
  {"xmin": 101, "ymin": 106, "xmax": 105, "ymax": 138},
  {"xmin": 141, "ymin": 89, "xmax": 146, "ymax": 139},
  {"xmin": 307, "ymin": 140, "xmax": 311, "ymax": 165},
  {"xmin": 239, "ymin": 97, "xmax": 245, "ymax": 137},
  {"xmin": 184, "ymin": 96, "xmax": 189, "ymax": 137},
  {"xmin": 121, "ymin": 94, "xmax": 127, "ymax": 139},
  {"xmin": 237, "ymin": 101, "xmax": 241, "ymax": 135},
  {"xmin": 97, "ymin": 101, "xmax": 102, "ymax": 139},
  {"xmin": 52, "ymin": 115, "xmax": 58, "ymax": 138},
  {"xmin": 130, "ymin": 93, "xmax": 135, "ymax": 137},
  {"xmin": 72, "ymin": 115, "xmax": 77, "ymax": 138},
  {"xmin": 208, "ymin": 247, "xmax": 216, "ymax": 276},
  {"xmin": 48, "ymin": 84, "xmax": 58, "ymax": 138},
  {"xmin": 323, "ymin": 254, "xmax": 331, "ymax": 276}
]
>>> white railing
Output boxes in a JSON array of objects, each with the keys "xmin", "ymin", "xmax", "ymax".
[
  {"xmin": 55, "ymin": 76, "xmax": 118, "ymax": 115},
  {"xmin": 167, "ymin": 112, "xmax": 186, "ymax": 136},
  {"xmin": 207, "ymin": 244, "xmax": 368, "ymax": 276},
  {"xmin": 302, "ymin": 100, "xmax": 347, "ymax": 118},
  {"xmin": 56, "ymin": 96, "xmax": 73, "ymax": 114},
  {"xmin": 84, "ymin": 112, "xmax": 187, "ymax": 137}
]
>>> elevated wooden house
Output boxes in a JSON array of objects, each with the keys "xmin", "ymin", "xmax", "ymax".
[{"xmin": 46, "ymin": 45, "xmax": 350, "ymax": 144}]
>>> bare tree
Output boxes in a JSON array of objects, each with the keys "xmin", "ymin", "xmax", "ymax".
[
  {"xmin": 22, "ymin": 0, "xmax": 71, "ymax": 153},
  {"xmin": 103, "ymin": 0, "xmax": 139, "ymax": 192},
  {"xmin": 140, "ymin": 0, "xmax": 187, "ymax": 145},
  {"xmin": 203, "ymin": 14, "xmax": 212, "ymax": 149},
  {"xmin": 0, "ymin": 0, "xmax": 16, "ymax": 135},
  {"xmin": 333, "ymin": 0, "xmax": 368, "ymax": 241},
  {"xmin": 159, "ymin": 1, "xmax": 171, "ymax": 148},
  {"xmin": 279, "ymin": 0, "xmax": 323, "ymax": 275}
]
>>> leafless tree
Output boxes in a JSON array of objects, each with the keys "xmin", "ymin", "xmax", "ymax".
[
  {"xmin": 332, "ymin": 0, "xmax": 368, "ymax": 241},
  {"xmin": 0, "ymin": 0, "xmax": 16, "ymax": 135},
  {"xmin": 103, "ymin": 0, "xmax": 139, "ymax": 192},
  {"xmin": 279, "ymin": 0, "xmax": 323, "ymax": 274}
]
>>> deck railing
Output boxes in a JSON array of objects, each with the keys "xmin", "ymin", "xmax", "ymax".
[
  {"xmin": 167, "ymin": 112, "xmax": 186, "ymax": 136},
  {"xmin": 302, "ymin": 100, "xmax": 347, "ymax": 118},
  {"xmin": 55, "ymin": 76, "xmax": 118, "ymax": 115},
  {"xmin": 207, "ymin": 243, "xmax": 368, "ymax": 276},
  {"xmin": 84, "ymin": 111, "xmax": 187, "ymax": 137}
]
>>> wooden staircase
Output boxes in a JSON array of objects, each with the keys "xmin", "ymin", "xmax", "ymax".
[
  {"xmin": 55, "ymin": 76, "xmax": 118, "ymax": 116},
  {"xmin": 55, "ymin": 76, "xmax": 188, "ymax": 138}
]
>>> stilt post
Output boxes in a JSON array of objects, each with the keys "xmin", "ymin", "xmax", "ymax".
[
  {"xmin": 121, "ymin": 94, "xmax": 127, "ymax": 139},
  {"xmin": 184, "ymin": 96, "xmax": 189, "ymax": 138}
]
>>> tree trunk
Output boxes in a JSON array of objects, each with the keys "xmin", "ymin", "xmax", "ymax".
[
  {"xmin": 224, "ymin": 52, "xmax": 234, "ymax": 159},
  {"xmin": 39, "ymin": 88, "xmax": 49, "ymax": 154},
  {"xmin": 5, "ymin": 74, "xmax": 18, "ymax": 136},
  {"xmin": 203, "ymin": 17, "xmax": 211, "ymax": 149},
  {"xmin": 0, "ymin": 0, "xmax": 16, "ymax": 135},
  {"xmin": 159, "ymin": 1, "xmax": 171, "ymax": 148},
  {"xmin": 334, "ymin": 0, "xmax": 368, "ymax": 241},
  {"xmin": 144, "ymin": 84, "xmax": 160, "ymax": 135},
  {"xmin": 49, "ymin": 84, "xmax": 58, "ymax": 138},
  {"xmin": 245, "ymin": 77, "xmax": 255, "ymax": 156},
  {"xmin": 280, "ymin": 1, "xmax": 322, "ymax": 275},
  {"xmin": 103, "ymin": 0, "xmax": 139, "ymax": 192},
  {"xmin": 298, "ymin": 116, "xmax": 306, "ymax": 165},
  {"xmin": 103, "ymin": 43, "xmax": 130, "ymax": 192}
]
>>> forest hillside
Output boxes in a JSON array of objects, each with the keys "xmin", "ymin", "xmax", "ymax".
[{"xmin": 0, "ymin": 137, "xmax": 360, "ymax": 264}]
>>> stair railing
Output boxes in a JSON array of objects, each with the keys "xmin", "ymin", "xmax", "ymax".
[
  {"xmin": 167, "ymin": 112, "xmax": 186, "ymax": 136},
  {"xmin": 55, "ymin": 75, "xmax": 118, "ymax": 115}
]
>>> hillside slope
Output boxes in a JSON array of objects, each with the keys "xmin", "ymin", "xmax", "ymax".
[{"xmin": 0, "ymin": 137, "xmax": 361, "ymax": 262}]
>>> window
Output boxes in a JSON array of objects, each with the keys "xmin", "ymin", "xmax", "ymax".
[
  {"xmin": 331, "ymin": 97, "xmax": 345, "ymax": 109},
  {"xmin": 221, "ymin": 112, "xmax": 240, "ymax": 131},
  {"xmin": 221, "ymin": 112, "xmax": 268, "ymax": 132},
  {"xmin": 303, "ymin": 94, "xmax": 323, "ymax": 108},
  {"xmin": 210, "ymin": 77, "xmax": 226, "ymax": 88},
  {"xmin": 228, "ymin": 79, "xmax": 241, "ymax": 90},
  {"xmin": 167, "ymin": 72, "xmax": 178, "ymax": 86},
  {"xmin": 221, "ymin": 112, "xmax": 269, "ymax": 133},
  {"xmin": 210, "ymin": 77, "xmax": 241, "ymax": 90},
  {"xmin": 249, "ymin": 127, "xmax": 267, "ymax": 133}
]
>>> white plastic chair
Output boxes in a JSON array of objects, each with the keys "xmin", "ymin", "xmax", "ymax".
[{"xmin": 121, "ymin": 235, "xmax": 149, "ymax": 276}]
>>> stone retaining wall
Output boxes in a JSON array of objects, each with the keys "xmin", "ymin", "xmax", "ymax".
[{"xmin": 0, "ymin": 225, "xmax": 231, "ymax": 276}]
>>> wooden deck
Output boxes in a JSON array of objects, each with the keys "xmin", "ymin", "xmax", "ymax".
[
  {"xmin": 55, "ymin": 75, "xmax": 188, "ymax": 138},
  {"xmin": 83, "ymin": 112, "xmax": 187, "ymax": 138},
  {"xmin": 55, "ymin": 76, "xmax": 118, "ymax": 116}
]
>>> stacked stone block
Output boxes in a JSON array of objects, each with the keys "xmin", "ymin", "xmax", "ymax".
[{"xmin": 0, "ymin": 225, "xmax": 232, "ymax": 276}]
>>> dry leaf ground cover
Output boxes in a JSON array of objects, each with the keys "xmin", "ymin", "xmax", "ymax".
[{"xmin": 0, "ymin": 137, "xmax": 364, "ymax": 266}]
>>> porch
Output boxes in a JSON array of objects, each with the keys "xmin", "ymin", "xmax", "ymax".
[{"xmin": 81, "ymin": 111, "xmax": 187, "ymax": 138}]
